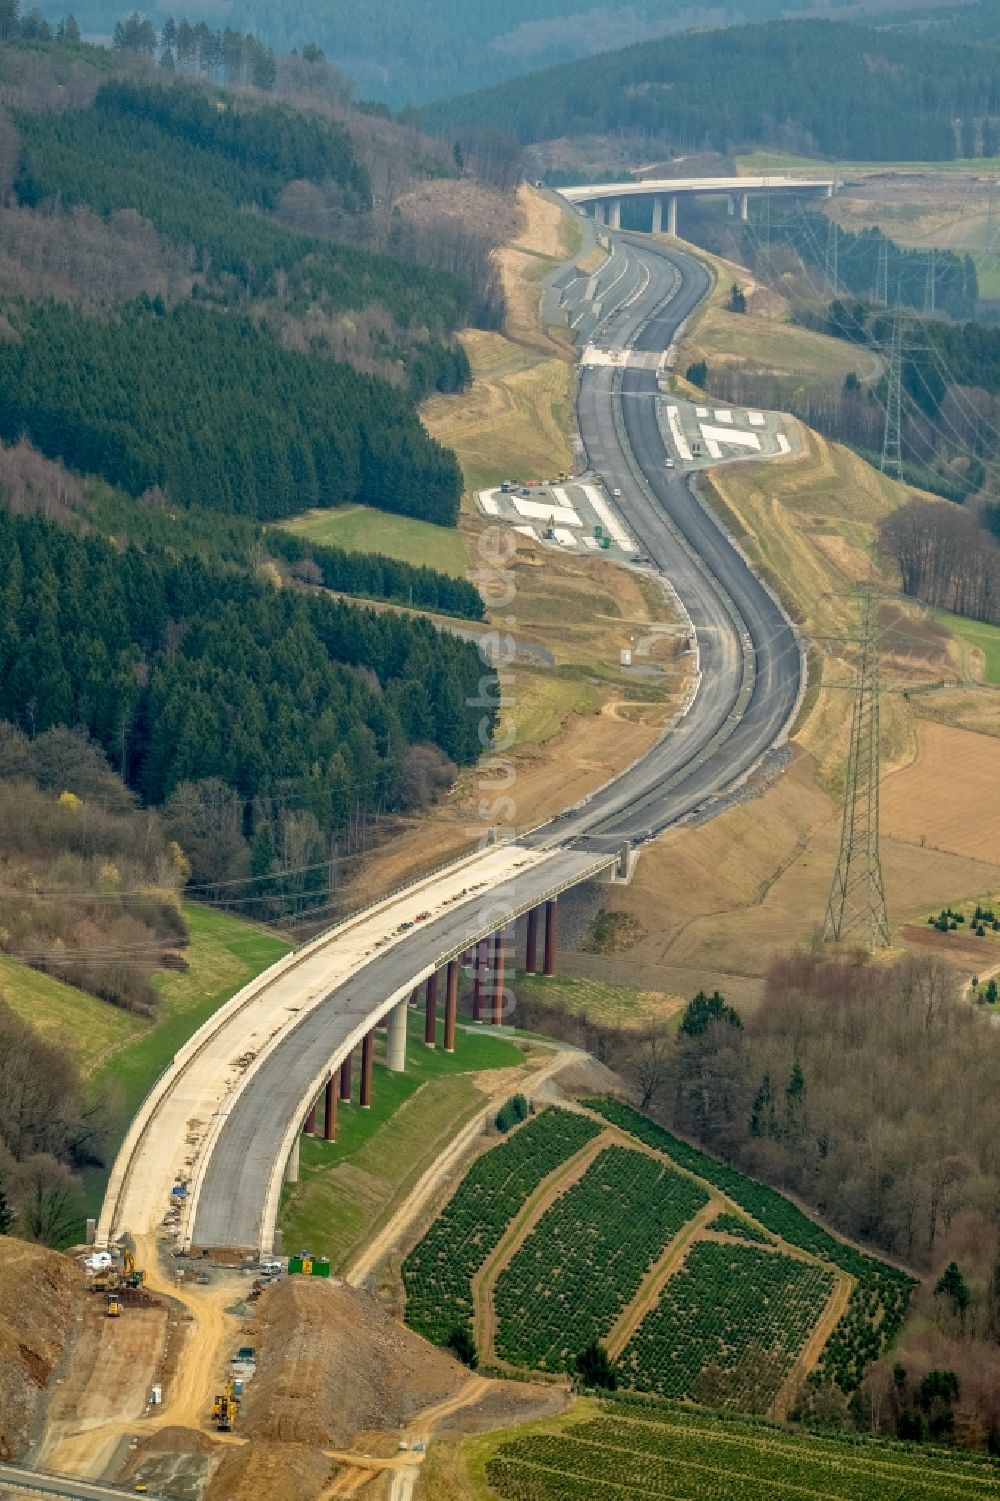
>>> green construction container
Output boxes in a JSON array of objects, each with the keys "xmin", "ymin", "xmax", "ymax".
[
  {"xmin": 601, "ymin": 536, "xmax": 611, "ymax": 550},
  {"xmin": 312, "ymin": 1258, "xmax": 331, "ymax": 1278},
  {"xmin": 288, "ymin": 1256, "xmax": 304, "ymax": 1274},
  {"xmin": 594, "ymin": 523, "xmax": 603, "ymax": 538}
]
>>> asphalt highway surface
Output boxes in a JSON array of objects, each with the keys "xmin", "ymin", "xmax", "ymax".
[{"xmin": 538, "ymin": 234, "xmax": 802, "ymax": 847}]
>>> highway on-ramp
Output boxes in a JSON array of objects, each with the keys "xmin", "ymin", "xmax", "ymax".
[{"xmin": 99, "ymin": 230, "xmax": 802, "ymax": 1261}]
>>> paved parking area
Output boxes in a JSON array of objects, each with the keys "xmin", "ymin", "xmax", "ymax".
[{"xmin": 477, "ymin": 476, "xmax": 637, "ymax": 559}]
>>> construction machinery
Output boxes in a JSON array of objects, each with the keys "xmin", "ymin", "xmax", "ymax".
[
  {"xmin": 106, "ymin": 1292, "xmax": 122, "ymax": 1318},
  {"xmin": 212, "ymin": 1378, "xmax": 240, "ymax": 1432},
  {"xmin": 121, "ymin": 1247, "xmax": 145, "ymax": 1289}
]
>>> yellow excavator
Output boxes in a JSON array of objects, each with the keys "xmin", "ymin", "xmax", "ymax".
[
  {"xmin": 212, "ymin": 1379, "xmax": 240, "ymax": 1431},
  {"xmin": 121, "ymin": 1247, "xmax": 145, "ymax": 1289}
]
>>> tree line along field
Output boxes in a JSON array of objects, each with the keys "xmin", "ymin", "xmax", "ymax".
[
  {"xmin": 481, "ymin": 1402, "xmax": 1000, "ymax": 1501},
  {"xmin": 404, "ymin": 1097, "xmax": 914, "ymax": 1405}
]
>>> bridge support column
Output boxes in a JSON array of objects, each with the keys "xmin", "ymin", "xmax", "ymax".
[
  {"xmin": 525, "ymin": 906, "xmax": 539, "ymax": 974},
  {"xmin": 667, "ymin": 195, "xmax": 678, "ymax": 237},
  {"xmin": 492, "ymin": 928, "xmax": 506, "ymax": 1025},
  {"xmin": 651, "ymin": 196, "xmax": 663, "ymax": 234},
  {"xmin": 444, "ymin": 960, "xmax": 458, "ymax": 1052},
  {"xmin": 303, "ymin": 1101, "xmax": 317, "ymax": 1136},
  {"xmin": 473, "ymin": 938, "xmax": 488, "ymax": 1021},
  {"xmin": 360, "ymin": 1030, "xmax": 374, "ymax": 1108},
  {"xmin": 339, "ymin": 1052, "xmax": 353, "ymax": 1103},
  {"xmin": 544, "ymin": 898, "xmax": 558, "ymax": 977},
  {"xmin": 739, "ymin": 192, "xmax": 750, "ymax": 222},
  {"xmin": 424, "ymin": 972, "xmax": 438, "ymax": 1047},
  {"xmin": 726, "ymin": 194, "xmax": 736, "ymax": 217},
  {"xmin": 609, "ymin": 198, "xmax": 622, "ymax": 230},
  {"xmin": 284, "ymin": 1135, "xmax": 300, "ymax": 1184},
  {"xmin": 324, "ymin": 1074, "xmax": 337, "ymax": 1141},
  {"xmin": 387, "ymin": 997, "xmax": 408, "ymax": 1072}
]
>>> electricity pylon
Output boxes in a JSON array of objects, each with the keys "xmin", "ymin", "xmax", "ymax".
[
  {"xmin": 923, "ymin": 247, "xmax": 937, "ymax": 315},
  {"xmin": 824, "ymin": 217, "xmax": 839, "ymax": 294},
  {"xmin": 875, "ymin": 236, "xmax": 888, "ymax": 304},
  {"xmin": 823, "ymin": 580, "xmax": 891, "ymax": 949},
  {"xmin": 880, "ymin": 300, "xmax": 903, "ymax": 480}
]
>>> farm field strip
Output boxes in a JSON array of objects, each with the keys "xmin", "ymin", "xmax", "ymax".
[
  {"xmin": 584, "ymin": 1099, "xmax": 914, "ymax": 1393},
  {"xmin": 606, "ymin": 1198, "xmax": 719, "ymax": 1360},
  {"xmin": 494, "ymin": 1146, "xmax": 709, "ymax": 1372},
  {"xmin": 580, "ymin": 1413, "xmax": 1000, "ymax": 1491},
  {"xmin": 619, "ymin": 1240, "xmax": 836, "ymax": 1402},
  {"xmin": 472, "ymin": 1129, "xmax": 616, "ymax": 1363},
  {"xmin": 401, "ymin": 1107, "xmax": 601, "ymax": 1345},
  {"xmin": 484, "ymin": 1411, "xmax": 1000, "ymax": 1500}
]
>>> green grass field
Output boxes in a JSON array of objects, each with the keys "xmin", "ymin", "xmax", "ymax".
[
  {"xmin": 513, "ymin": 972, "xmax": 683, "ymax": 1031},
  {"xmin": 277, "ymin": 504, "xmax": 469, "ymax": 577},
  {"xmin": 280, "ymin": 1012, "xmax": 527, "ymax": 1269},
  {"xmin": 0, "ymin": 954, "xmax": 147, "ymax": 1073},
  {"xmin": 469, "ymin": 1400, "xmax": 1000, "ymax": 1501},
  {"xmin": 931, "ymin": 607, "xmax": 1000, "ymax": 685}
]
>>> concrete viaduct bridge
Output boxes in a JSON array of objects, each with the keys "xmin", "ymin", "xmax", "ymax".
[
  {"xmin": 96, "ymin": 233, "xmax": 803, "ymax": 1260},
  {"xmin": 559, "ymin": 175, "xmax": 835, "ymax": 236}
]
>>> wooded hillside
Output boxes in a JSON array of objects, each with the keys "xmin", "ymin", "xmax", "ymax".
[{"xmin": 424, "ymin": 21, "xmax": 1000, "ymax": 163}]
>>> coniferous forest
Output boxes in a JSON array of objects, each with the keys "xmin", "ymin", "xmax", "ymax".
[
  {"xmin": 0, "ymin": 507, "xmax": 491, "ymax": 847},
  {"xmin": 424, "ymin": 21, "xmax": 1000, "ymax": 164}
]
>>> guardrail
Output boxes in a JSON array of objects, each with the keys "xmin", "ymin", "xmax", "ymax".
[{"xmin": 97, "ymin": 838, "xmax": 517, "ymax": 1246}]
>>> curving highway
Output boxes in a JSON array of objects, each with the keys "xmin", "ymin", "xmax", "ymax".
[
  {"xmin": 540, "ymin": 234, "xmax": 801, "ymax": 847},
  {"xmin": 98, "ymin": 231, "xmax": 802, "ymax": 1259}
]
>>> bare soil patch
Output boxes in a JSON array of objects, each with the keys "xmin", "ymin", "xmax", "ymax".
[
  {"xmin": 0, "ymin": 1237, "xmax": 78, "ymax": 1460},
  {"xmin": 205, "ymin": 1440, "xmax": 332, "ymax": 1501},
  {"xmin": 882, "ymin": 721, "xmax": 1000, "ymax": 862},
  {"xmin": 242, "ymin": 1278, "xmax": 464, "ymax": 1448}
]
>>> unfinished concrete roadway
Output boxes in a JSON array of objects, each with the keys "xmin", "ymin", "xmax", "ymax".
[
  {"xmin": 98, "ymin": 232, "xmax": 801, "ymax": 1259},
  {"xmin": 0, "ymin": 1460, "xmax": 163, "ymax": 1501}
]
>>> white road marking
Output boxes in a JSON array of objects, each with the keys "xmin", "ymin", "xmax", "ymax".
[
  {"xmin": 581, "ymin": 484, "xmax": 635, "ymax": 553},
  {"xmin": 700, "ymin": 425, "xmax": 762, "ymax": 452},
  {"xmin": 714, "ymin": 409, "xmax": 733, "ymax": 423},
  {"xmin": 666, "ymin": 407, "xmax": 693, "ymax": 463},
  {"xmin": 747, "ymin": 411, "xmax": 766, "ymax": 427},
  {"xmin": 776, "ymin": 433, "xmax": 792, "ymax": 454},
  {"xmin": 513, "ymin": 497, "xmax": 581, "ymax": 525},
  {"xmin": 478, "ymin": 491, "xmax": 500, "ymax": 515}
]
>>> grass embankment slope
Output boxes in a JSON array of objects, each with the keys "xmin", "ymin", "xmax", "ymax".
[
  {"xmin": 279, "ymin": 1012, "xmax": 532, "ymax": 1273},
  {"xmin": 571, "ymin": 266, "xmax": 1000, "ymax": 1007}
]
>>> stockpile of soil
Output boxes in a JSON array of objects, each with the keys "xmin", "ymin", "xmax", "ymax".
[
  {"xmin": 242, "ymin": 1278, "xmax": 463, "ymax": 1447},
  {"xmin": 0, "ymin": 1236, "xmax": 79, "ymax": 1458},
  {"xmin": 204, "ymin": 1440, "xmax": 331, "ymax": 1501}
]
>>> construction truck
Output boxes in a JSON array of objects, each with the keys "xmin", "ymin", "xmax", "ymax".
[{"xmin": 212, "ymin": 1379, "xmax": 240, "ymax": 1432}]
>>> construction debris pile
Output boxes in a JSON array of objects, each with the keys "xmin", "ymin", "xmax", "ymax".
[{"xmin": 240, "ymin": 1277, "xmax": 464, "ymax": 1447}]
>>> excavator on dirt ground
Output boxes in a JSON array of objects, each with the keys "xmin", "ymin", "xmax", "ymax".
[{"xmin": 212, "ymin": 1378, "xmax": 240, "ymax": 1431}]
